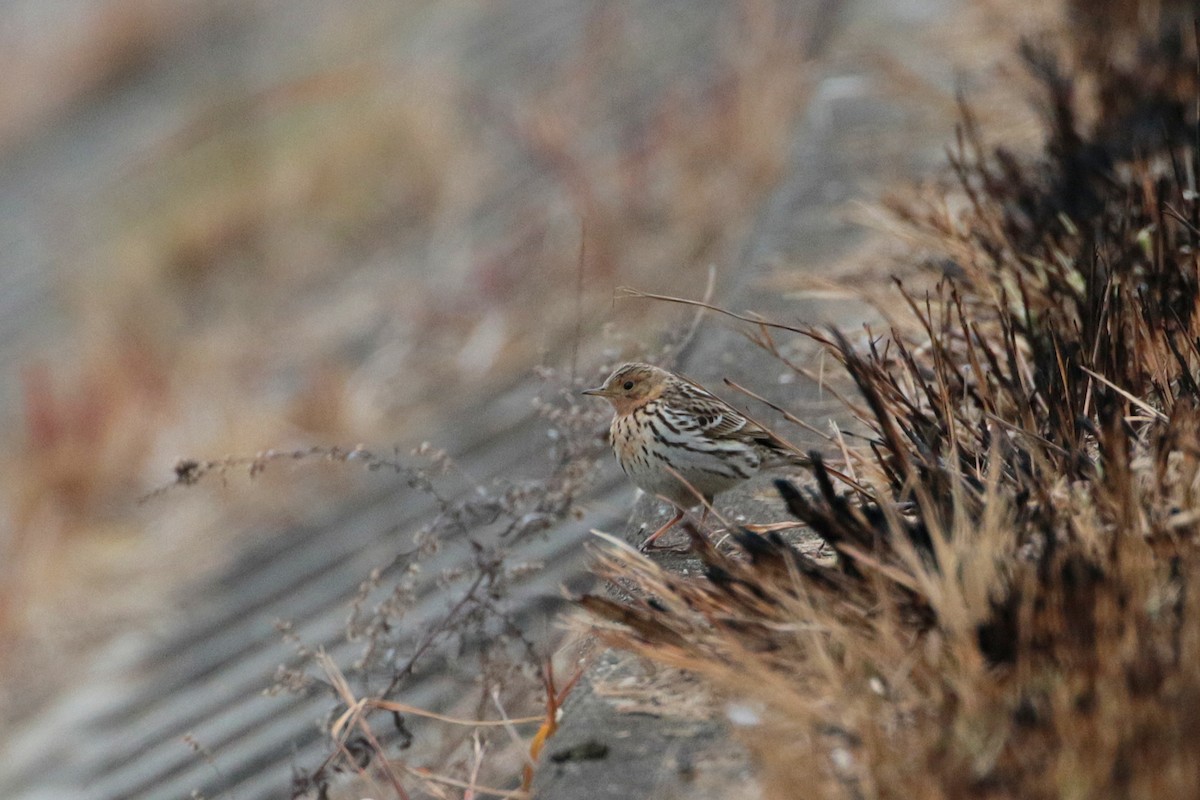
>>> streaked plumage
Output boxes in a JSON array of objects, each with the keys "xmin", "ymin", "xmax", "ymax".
[{"xmin": 583, "ymin": 362, "xmax": 804, "ymax": 548}]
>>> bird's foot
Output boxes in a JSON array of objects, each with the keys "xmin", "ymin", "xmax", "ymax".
[
  {"xmin": 637, "ymin": 509, "xmax": 687, "ymax": 552},
  {"xmin": 638, "ymin": 535, "xmax": 692, "ymax": 554}
]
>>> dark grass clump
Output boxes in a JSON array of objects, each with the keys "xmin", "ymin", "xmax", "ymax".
[{"xmin": 579, "ymin": 4, "xmax": 1200, "ymax": 798}]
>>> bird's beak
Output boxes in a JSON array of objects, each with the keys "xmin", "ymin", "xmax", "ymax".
[{"xmin": 581, "ymin": 386, "xmax": 607, "ymax": 397}]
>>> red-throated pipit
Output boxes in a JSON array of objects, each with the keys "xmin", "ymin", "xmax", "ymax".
[{"xmin": 584, "ymin": 362, "xmax": 805, "ymax": 549}]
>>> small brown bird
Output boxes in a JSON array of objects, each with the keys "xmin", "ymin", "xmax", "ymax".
[{"xmin": 583, "ymin": 362, "xmax": 805, "ymax": 549}]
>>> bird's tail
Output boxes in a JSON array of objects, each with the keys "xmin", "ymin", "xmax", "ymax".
[{"xmin": 755, "ymin": 436, "xmax": 811, "ymax": 469}]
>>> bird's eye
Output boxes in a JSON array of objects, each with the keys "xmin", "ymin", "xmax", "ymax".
[{"xmin": 623, "ymin": 380, "xmax": 634, "ymax": 391}]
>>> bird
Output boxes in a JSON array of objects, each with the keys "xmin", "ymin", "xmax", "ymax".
[{"xmin": 582, "ymin": 362, "xmax": 807, "ymax": 550}]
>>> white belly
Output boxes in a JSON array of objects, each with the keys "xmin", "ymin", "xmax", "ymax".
[{"xmin": 610, "ymin": 407, "xmax": 760, "ymax": 507}]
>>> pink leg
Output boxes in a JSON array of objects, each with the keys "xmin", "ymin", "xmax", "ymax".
[{"xmin": 640, "ymin": 508, "xmax": 685, "ymax": 550}]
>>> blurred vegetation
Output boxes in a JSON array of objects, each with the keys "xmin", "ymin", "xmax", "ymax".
[{"xmin": 0, "ymin": 1, "xmax": 815, "ymax": 784}]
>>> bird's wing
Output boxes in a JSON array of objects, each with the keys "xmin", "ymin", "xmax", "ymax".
[
  {"xmin": 675, "ymin": 383, "xmax": 764, "ymax": 440},
  {"xmin": 673, "ymin": 380, "xmax": 805, "ymax": 465}
]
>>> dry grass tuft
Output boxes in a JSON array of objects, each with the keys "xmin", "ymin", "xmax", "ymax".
[
  {"xmin": 578, "ymin": 3, "xmax": 1200, "ymax": 798},
  {"xmin": 234, "ymin": 369, "xmax": 609, "ymax": 800}
]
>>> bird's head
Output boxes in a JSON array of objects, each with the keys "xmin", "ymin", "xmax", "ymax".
[{"xmin": 582, "ymin": 362, "xmax": 669, "ymax": 414}]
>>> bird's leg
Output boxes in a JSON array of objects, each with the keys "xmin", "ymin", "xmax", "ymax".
[
  {"xmin": 639, "ymin": 508, "xmax": 685, "ymax": 551},
  {"xmin": 698, "ymin": 496, "xmax": 731, "ymax": 536}
]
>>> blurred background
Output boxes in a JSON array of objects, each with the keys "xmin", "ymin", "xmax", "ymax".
[
  {"xmin": 0, "ymin": 0, "xmax": 829, "ymax": 795},
  {"xmin": 0, "ymin": 0, "xmax": 805, "ymax": 693}
]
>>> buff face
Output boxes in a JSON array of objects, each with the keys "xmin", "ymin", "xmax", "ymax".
[{"xmin": 582, "ymin": 363, "xmax": 667, "ymax": 414}]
